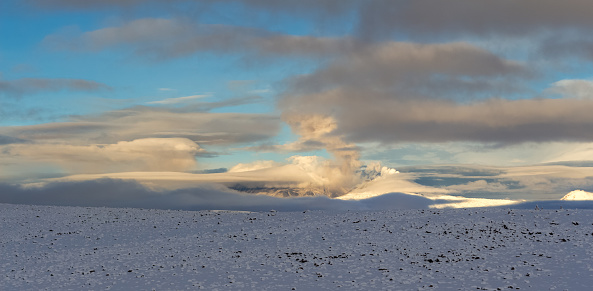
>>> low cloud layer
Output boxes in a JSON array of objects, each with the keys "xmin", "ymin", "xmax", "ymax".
[
  {"xmin": 405, "ymin": 164, "xmax": 593, "ymax": 201},
  {"xmin": 0, "ymin": 179, "xmax": 433, "ymax": 211}
]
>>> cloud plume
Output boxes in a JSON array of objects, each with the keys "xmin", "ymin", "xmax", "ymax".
[{"xmin": 248, "ymin": 114, "xmax": 362, "ymax": 196}]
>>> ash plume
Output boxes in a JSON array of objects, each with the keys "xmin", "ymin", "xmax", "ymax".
[{"xmin": 282, "ymin": 114, "xmax": 362, "ymax": 196}]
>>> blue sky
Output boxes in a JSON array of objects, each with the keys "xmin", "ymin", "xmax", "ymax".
[{"xmin": 3, "ymin": 0, "xmax": 593, "ymax": 206}]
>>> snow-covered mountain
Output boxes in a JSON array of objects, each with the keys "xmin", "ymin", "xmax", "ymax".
[
  {"xmin": 561, "ymin": 190, "xmax": 593, "ymax": 200},
  {"xmin": 228, "ymin": 164, "xmax": 401, "ymax": 198},
  {"xmin": 229, "ymin": 185, "xmax": 329, "ymax": 197}
]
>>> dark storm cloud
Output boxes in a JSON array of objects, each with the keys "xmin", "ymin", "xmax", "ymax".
[{"xmin": 0, "ymin": 78, "xmax": 111, "ymax": 98}]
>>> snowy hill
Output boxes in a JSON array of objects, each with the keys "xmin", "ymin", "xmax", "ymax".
[
  {"xmin": 561, "ymin": 190, "xmax": 593, "ymax": 201},
  {"xmin": 2, "ymin": 203, "xmax": 593, "ymax": 290}
]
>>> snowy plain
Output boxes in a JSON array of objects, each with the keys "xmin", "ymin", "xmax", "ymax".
[{"xmin": 2, "ymin": 203, "xmax": 593, "ymax": 290}]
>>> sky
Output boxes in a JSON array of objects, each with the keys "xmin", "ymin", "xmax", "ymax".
[{"xmin": 3, "ymin": 0, "xmax": 593, "ymax": 209}]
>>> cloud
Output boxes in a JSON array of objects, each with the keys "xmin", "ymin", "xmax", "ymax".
[
  {"xmin": 403, "ymin": 163, "xmax": 593, "ymax": 201},
  {"xmin": 228, "ymin": 160, "xmax": 281, "ymax": 173},
  {"xmin": 247, "ymin": 114, "xmax": 363, "ymax": 195},
  {"xmin": 34, "ymin": 1, "xmax": 593, "ymax": 39},
  {"xmin": 0, "ymin": 135, "xmax": 29, "ymax": 145},
  {"xmin": 0, "ymin": 178, "xmax": 433, "ymax": 211},
  {"xmin": 44, "ymin": 154, "xmax": 410, "ymax": 201},
  {"xmin": 0, "ymin": 103, "xmax": 279, "ymax": 181},
  {"xmin": 273, "ymin": 42, "xmax": 593, "ymax": 146},
  {"xmin": 284, "ymin": 115, "xmax": 362, "ymax": 192},
  {"xmin": 11, "ymin": 64, "xmax": 37, "ymax": 74},
  {"xmin": 539, "ymin": 36, "xmax": 593, "ymax": 61},
  {"xmin": 147, "ymin": 94, "xmax": 209, "ymax": 105},
  {"xmin": 22, "ymin": 161, "xmax": 593, "ymax": 209},
  {"xmin": 283, "ymin": 42, "xmax": 529, "ymax": 99},
  {"xmin": 227, "ymin": 80, "xmax": 256, "ymax": 91},
  {"xmin": 3, "ymin": 138, "xmax": 204, "ymax": 173},
  {"xmin": 1, "ymin": 106, "xmax": 280, "ymax": 146},
  {"xmin": 43, "ymin": 18, "xmax": 360, "ymax": 60},
  {"xmin": 546, "ymin": 79, "xmax": 593, "ymax": 99},
  {"xmin": 54, "ymin": 155, "xmax": 365, "ymax": 196},
  {"xmin": 281, "ymin": 87, "xmax": 593, "ymax": 145},
  {"xmin": 543, "ymin": 143, "xmax": 593, "ymax": 164},
  {"xmin": 0, "ymin": 78, "xmax": 111, "ymax": 98},
  {"xmin": 172, "ymin": 95, "xmax": 265, "ymax": 112},
  {"xmin": 31, "ymin": 0, "xmax": 155, "ymax": 9},
  {"xmin": 355, "ymin": 0, "xmax": 593, "ymax": 40},
  {"xmin": 32, "ymin": 0, "xmax": 359, "ymax": 18}
]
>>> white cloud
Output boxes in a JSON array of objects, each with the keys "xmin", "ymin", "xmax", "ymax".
[
  {"xmin": 547, "ymin": 79, "xmax": 593, "ymax": 100},
  {"xmin": 228, "ymin": 160, "xmax": 281, "ymax": 172},
  {"xmin": 544, "ymin": 143, "xmax": 593, "ymax": 163},
  {"xmin": 147, "ymin": 94, "xmax": 210, "ymax": 105}
]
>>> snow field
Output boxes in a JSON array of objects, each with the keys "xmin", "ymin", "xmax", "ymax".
[{"xmin": 1, "ymin": 203, "xmax": 593, "ymax": 290}]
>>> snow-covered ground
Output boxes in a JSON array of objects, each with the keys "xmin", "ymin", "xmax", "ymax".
[{"xmin": 2, "ymin": 203, "xmax": 593, "ymax": 290}]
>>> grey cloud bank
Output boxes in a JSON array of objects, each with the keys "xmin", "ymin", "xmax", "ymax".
[
  {"xmin": 34, "ymin": 0, "xmax": 593, "ymax": 37},
  {"xmin": 284, "ymin": 42, "xmax": 529, "ymax": 98}
]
